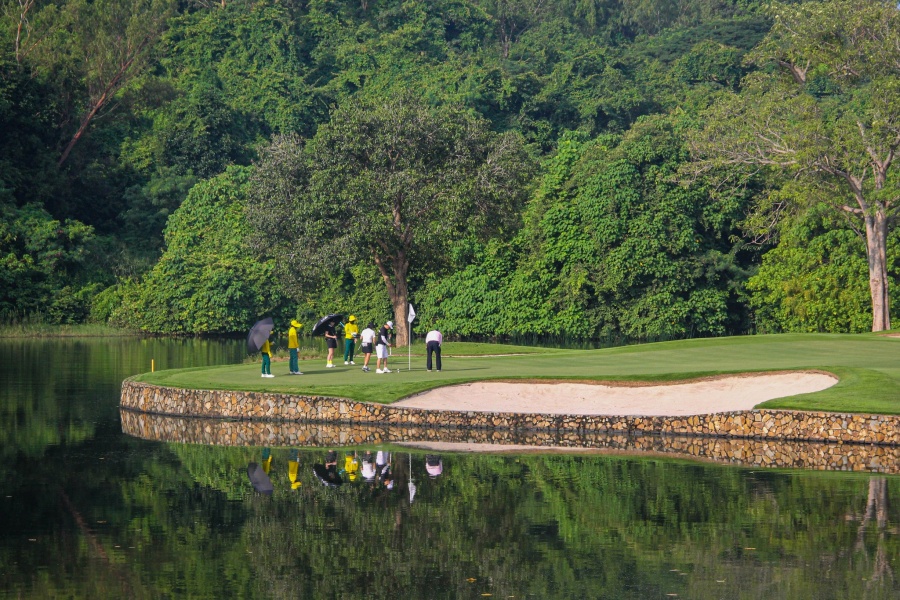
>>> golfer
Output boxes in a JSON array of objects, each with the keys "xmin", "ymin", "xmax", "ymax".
[
  {"xmin": 343, "ymin": 315, "xmax": 359, "ymax": 365},
  {"xmin": 425, "ymin": 328, "xmax": 442, "ymax": 371},
  {"xmin": 260, "ymin": 332, "xmax": 274, "ymax": 378},
  {"xmin": 359, "ymin": 322, "xmax": 377, "ymax": 372},
  {"xmin": 376, "ymin": 320, "xmax": 393, "ymax": 374},
  {"xmin": 288, "ymin": 319, "xmax": 303, "ymax": 375},
  {"xmin": 324, "ymin": 322, "xmax": 338, "ymax": 368}
]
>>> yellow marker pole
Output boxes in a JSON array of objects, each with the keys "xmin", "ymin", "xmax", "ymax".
[{"xmin": 151, "ymin": 359, "xmax": 155, "ymax": 372}]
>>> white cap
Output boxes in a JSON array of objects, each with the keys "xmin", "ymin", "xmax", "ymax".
[{"xmin": 386, "ymin": 321, "xmax": 393, "ymax": 328}]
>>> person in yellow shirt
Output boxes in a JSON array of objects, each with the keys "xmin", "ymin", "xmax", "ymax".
[
  {"xmin": 343, "ymin": 315, "xmax": 359, "ymax": 365},
  {"xmin": 260, "ymin": 332, "xmax": 274, "ymax": 378},
  {"xmin": 288, "ymin": 319, "xmax": 303, "ymax": 375}
]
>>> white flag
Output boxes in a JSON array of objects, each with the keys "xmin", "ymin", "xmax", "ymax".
[{"xmin": 408, "ymin": 303, "xmax": 416, "ymax": 323}]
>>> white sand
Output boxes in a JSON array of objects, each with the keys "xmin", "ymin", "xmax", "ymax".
[{"xmin": 395, "ymin": 372, "xmax": 838, "ymax": 416}]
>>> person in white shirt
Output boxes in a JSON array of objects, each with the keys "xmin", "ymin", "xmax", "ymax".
[
  {"xmin": 376, "ymin": 321, "xmax": 393, "ymax": 373},
  {"xmin": 359, "ymin": 322, "xmax": 377, "ymax": 372},
  {"xmin": 425, "ymin": 329, "xmax": 443, "ymax": 371}
]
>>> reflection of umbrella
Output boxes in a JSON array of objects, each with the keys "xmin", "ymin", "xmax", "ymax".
[
  {"xmin": 311, "ymin": 314, "xmax": 343, "ymax": 336},
  {"xmin": 247, "ymin": 317, "xmax": 275, "ymax": 353},
  {"xmin": 313, "ymin": 463, "xmax": 343, "ymax": 487},
  {"xmin": 247, "ymin": 462, "xmax": 274, "ymax": 495}
]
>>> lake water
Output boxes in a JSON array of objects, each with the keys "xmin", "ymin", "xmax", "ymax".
[{"xmin": 0, "ymin": 337, "xmax": 897, "ymax": 599}]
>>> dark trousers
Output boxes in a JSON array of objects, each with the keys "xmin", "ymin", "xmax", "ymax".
[{"xmin": 426, "ymin": 341, "xmax": 442, "ymax": 371}]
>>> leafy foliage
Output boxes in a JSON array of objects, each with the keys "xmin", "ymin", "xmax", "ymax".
[
  {"xmin": 748, "ymin": 208, "xmax": 900, "ymax": 333},
  {"xmin": 0, "ymin": 203, "xmax": 95, "ymax": 323},
  {"xmin": 419, "ymin": 115, "xmax": 754, "ymax": 340},
  {"xmin": 248, "ymin": 93, "xmax": 535, "ymax": 344},
  {"xmin": 120, "ymin": 167, "xmax": 290, "ymax": 333}
]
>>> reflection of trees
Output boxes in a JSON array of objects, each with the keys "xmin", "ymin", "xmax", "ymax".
[
  {"xmin": 856, "ymin": 478, "xmax": 893, "ymax": 587},
  {"xmin": 173, "ymin": 449, "xmax": 899, "ymax": 599},
  {"xmin": 0, "ymin": 337, "xmax": 246, "ymax": 598},
  {"xmin": 2, "ymin": 434, "xmax": 899, "ymax": 598}
]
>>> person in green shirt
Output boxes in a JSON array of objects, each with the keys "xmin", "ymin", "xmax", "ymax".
[
  {"xmin": 288, "ymin": 319, "xmax": 303, "ymax": 375},
  {"xmin": 343, "ymin": 315, "xmax": 359, "ymax": 365}
]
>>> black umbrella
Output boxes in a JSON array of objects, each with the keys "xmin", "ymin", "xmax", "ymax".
[
  {"xmin": 247, "ymin": 462, "xmax": 274, "ymax": 495},
  {"xmin": 247, "ymin": 317, "xmax": 275, "ymax": 353},
  {"xmin": 311, "ymin": 313, "xmax": 343, "ymax": 336}
]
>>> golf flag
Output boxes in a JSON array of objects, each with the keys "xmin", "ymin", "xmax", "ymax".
[{"xmin": 407, "ymin": 303, "xmax": 416, "ymax": 372}]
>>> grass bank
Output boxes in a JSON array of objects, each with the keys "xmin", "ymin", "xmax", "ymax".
[
  {"xmin": 0, "ymin": 322, "xmax": 140, "ymax": 337},
  {"xmin": 133, "ymin": 333, "xmax": 900, "ymax": 414}
]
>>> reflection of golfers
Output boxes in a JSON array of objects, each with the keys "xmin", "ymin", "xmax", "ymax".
[
  {"xmin": 360, "ymin": 322, "xmax": 376, "ymax": 372},
  {"xmin": 342, "ymin": 452, "xmax": 360, "ymax": 482},
  {"xmin": 425, "ymin": 329, "xmax": 442, "ymax": 372},
  {"xmin": 361, "ymin": 451, "xmax": 377, "ymax": 482},
  {"xmin": 288, "ymin": 320, "xmax": 303, "ymax": 375},
  {"xmin": 324, "ymin": 322, "xmax": 338, "ymax": 368},
  {"xmin": 376, "ymin": 451, "xmax": 394, "ymax": 489},
  {"xmin": 376, "ymin": 321, "xmax": 394, "ymax": 374},
  {"xmin": 425, "ymin": 455, "xmax": 443, "ymax": 478},
  {"xmin": 343, "ymin": 315, "xmax": 359, "ymax": 365},
  {"xmin": 288, "ymin": 449, "xmax": 301, "ymax": 489},
  {"xmin": 262, "ymin": 447, "xmax": 273, "ymax": 474},
  {"xmin": 261, "ymin": 333, "xmax": 274, "ymax": 378}
]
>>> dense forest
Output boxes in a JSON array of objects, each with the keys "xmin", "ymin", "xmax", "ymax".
[{"xmin": 1, "ymin": 0, "xmax": 898, "ymax": 340}]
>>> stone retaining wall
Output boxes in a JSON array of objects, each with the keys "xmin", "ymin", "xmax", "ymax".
[
  {"xmin": 121, "ymin": 379, "xmax": 900, "ymax": 446},
  {"xmin": 119, "ymin": 410, "xmax": 900, "ymax": 474}
]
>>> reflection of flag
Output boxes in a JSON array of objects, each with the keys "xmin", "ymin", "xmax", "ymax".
[{"xmin": 408, "ymin": 303, "xmax": 416, "ymax": 323}]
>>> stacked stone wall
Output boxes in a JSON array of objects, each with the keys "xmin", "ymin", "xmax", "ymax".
[{"xmin": 121, "ymin": 379, "xmax": 900, "ymax": 446}]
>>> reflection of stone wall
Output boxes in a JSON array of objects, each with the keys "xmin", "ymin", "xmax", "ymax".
[
  {"xmin": 120, "ymin": 379, "xmax": 900, "ymax": 445},
  {"xmin": 119, "ymin": 410, "xmax": 900, "ymax": 474}
]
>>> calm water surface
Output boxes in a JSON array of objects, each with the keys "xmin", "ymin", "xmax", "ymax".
[{"xmin": 0, "ymin": 338, "xmax": 897, "ymax": 599}]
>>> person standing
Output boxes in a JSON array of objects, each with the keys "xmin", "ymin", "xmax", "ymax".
[
  {"xmin": 343, "ymin": 315, "xmax": 359, "ymax": 365},
  {"xmin": 288, "ymin": 319, "xmax": 303, "ymax": 375},
  {"xmin": 359, "ymin": 322, "xmax": 377, "ymax": 372},
  {"xmin": 260, "ymin": 332, "xmax": 274, "ymax": 378},
  {"xmin": 376, "ymin": 320, "xmax": 393, "ymax": 374},
  {"xmin": 426, "ymin": 329, "xmax": 443, "ymax": 372},
  {"xmin": 324, "ymin": 322, "xmax": 338, "ymax": 368}
]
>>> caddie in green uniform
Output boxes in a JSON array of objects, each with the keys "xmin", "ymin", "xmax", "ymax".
[
  {"xmin": 288, "ymin": 319, "xmax": 303, "ymax": 375},
  {"xmin": 343, "ymin": 315, "xmax": 359, "ymax": 365}
]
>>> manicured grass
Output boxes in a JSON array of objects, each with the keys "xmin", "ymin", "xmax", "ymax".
[
  {"xmin": 252, "ymin": 341, "xmax": 568, "ymax": 364},
  {"xmin": 133, "ymin": 333, "xmax": 900, "ymax": 414}
]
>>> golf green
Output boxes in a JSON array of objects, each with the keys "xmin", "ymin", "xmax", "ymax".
[{"xmin": 133, "ymin": 333, "xmax": 900, "ymax": 414}]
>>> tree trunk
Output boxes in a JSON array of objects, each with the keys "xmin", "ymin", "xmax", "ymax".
[
  {"xmin": 373, "ymin": 250, "xmax": 411, "ymax": 347},
  {"xmin": 391, "ymin": 288, "xmax": 409, "ymax": 347},
  {"xmin": 864, "ymin": 211, "xmax": 891, "ymax": 331}
]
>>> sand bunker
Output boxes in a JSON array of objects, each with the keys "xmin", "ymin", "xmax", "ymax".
[{"xmin": 395, "ymin": 372, "xmax": 838, "ymax": 417}]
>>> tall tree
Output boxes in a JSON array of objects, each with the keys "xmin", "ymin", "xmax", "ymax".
[
  {"xmin": 55, "ymin": 0, "xmax": 173, "ymax": 166},
  {"xmin": 690, "ymin": 0, "xmax": 900, "ymax": 331},
  {"xmin": 248, "ymin": 94, "xmax": 534, "ymax": 346}
]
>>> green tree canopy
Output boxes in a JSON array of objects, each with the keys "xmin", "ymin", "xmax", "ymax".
[
  {"xmin": 418, "ymin": 115, "xmax": 753, "ymax": 340},
  {"xmin": 123, "ymin": 166, "xmax": 289, "ymax": 334},
  {"xmin": 248, "ymin": 94, "xmax": 535, "ymax": 345},
  {"xmin": 690, "ymin": 0, "xmax": 900, "ymax": 331}
]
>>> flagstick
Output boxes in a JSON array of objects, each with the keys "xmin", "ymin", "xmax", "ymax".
[{"xmin": 407, "ymin": 302, "xmax": 416, "ymax": 372}]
